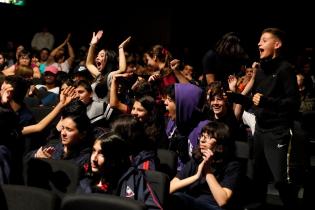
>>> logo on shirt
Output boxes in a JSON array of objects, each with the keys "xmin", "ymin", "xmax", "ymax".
[
  {"xmin": 277, "ymin": 143, "xmax": 286, "ymax": 149},
  {"xmin": 126, "ymin": 186, "xmax": 135, "ymax": 198}
]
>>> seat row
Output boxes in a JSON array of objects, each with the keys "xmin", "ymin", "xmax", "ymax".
[{"xmin": 0, "ymin": 184, "xmax": 147, "ymax": 210}]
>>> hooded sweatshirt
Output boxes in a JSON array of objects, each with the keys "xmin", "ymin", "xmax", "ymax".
[{"xmin": 166, "ymin": 83, "xmax": 209, "ymax": 171}]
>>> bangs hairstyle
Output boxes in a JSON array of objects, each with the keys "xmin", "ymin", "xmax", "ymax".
[
  {"xmin": 97, "ymin": 131, "xmax": 129, "ymax": 160},
  {"xmin": 208, "ymin": 81, "xmax": 225, "ymax": 101},
  {"xmin": 201, "ymin": 121, "xmax": 230, "ymax": 145}
]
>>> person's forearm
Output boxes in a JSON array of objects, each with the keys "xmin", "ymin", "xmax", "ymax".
[
  {"xmin": 109, "ymin": 80, "xmax": 128, "ymax": 113},
  {"xmin": 206, "ymin": 173, "xmax": 231, "ymax": 207},
  {"xmin": 241, "ymin": 77, "xmax": 255, "ymax": 96},
  {"xmin": 169, "ymin": 175, "xmax": 198, "ymax": 194},
  {"xmin": 67, "ymin": 43, "xmax": 75, "ymax": 60},
  {"xmin": 173, "ymin": 69, "xmax": 189, "ymax": 83},
  {"xmin": 50, "ymin": 42, "xmax": 65, "ymax": 57},
  {"xmin": 117, "ymin": 47, "xmax": 126, "ymax": 74},
  {"xmin": 22, "ymin": 102, "xmax": 63, "ymax": 135},
  {"xmin": 86, "ymin": 44, "xmax": 99, "ymax": 78}
]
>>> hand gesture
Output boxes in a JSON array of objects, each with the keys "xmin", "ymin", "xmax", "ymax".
[
  {"xmin": 61, "ymin": 33, "xmax": 71, "ymax": 46},
  {"xmin": 118, "ymin": 36, "xmax": 131, "ymax": 49},
  {"xmin": 196, "ymin": 159, "xmax": 206, "ymax": 178},
  {"xmin": 228, "ymin": 75, "xmax": 238, "ymax": 92},
  {"xmin": 59, "ymin": 86, "xmax": 77, "ymax": 107},
  {"xmin": 35, "ymin": 146, "xmax": 55, "ymax": 159},
  {"xmin": 65, "ymin": 33, "xmax": 71, "ymax": 43},
  {"xmin": 0, "ymin": 83, "xmax": 13, "ymax": 104},
  {"xmin": 202, "ymin": 148, "xmax": 213, "ymax": 162},
  {"xmin": 90, "ymin": 30, "xmax": 103, "ymax": 45},
  {"xmin": 148, "ymin": 73, "xmax": 160, "ymax": 82},
  {"xmin": 170, "ymin": 59, "xmax": 180, "ymax": 71},
  {"xmin": 252, "ymin": 93, "xmax": 263, "ymax": 106},
  {"xmin": 252, "ymin": 61, "xmax": 260, "ymax": 69},
  {"xmin": 202, "ymin": 149, "xmax": 214, "ymax": 174}
]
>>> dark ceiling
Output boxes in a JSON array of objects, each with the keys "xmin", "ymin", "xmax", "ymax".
[{"xmin": 1, "ymin": 0, "xmax": 314, "ymax": 67}]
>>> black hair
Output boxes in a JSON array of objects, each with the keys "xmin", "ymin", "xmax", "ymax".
[
  {"xmin": 4, "ymin": 75, "xmax": 29, "ymax": 105},
  {"xmin": 94, "ymin": 73, "xmax": 108, "ymax": 99},
  {"xmin": 75, "ymin": 79, "xmax": 93, "ymax": 93},
  {"xmin": 61, "ymin": 99, "xmax": 87, "ymax": 122},
  {"xmin": 134, "ymin": 95, "xmax": 167, "ymax": 148},
  {"xmin": 111, "ymin": 114, "xmax": 154, "ymax": 155},
  {"xmin": 133, "ymin": 80, "xmax": 155, "ymax": 99},
  {"xmin": 215, "ymin": 31, "xmax": 249, "ymax": 63},
  {"xmin": 85, "ymin": 131, "xmax": 130, "ymax": 193},
  {"xmin": 98, "ymin": 132, "xmax": 130, "ymax": 170},
  {"xmin": 163, "ymin": 84, "xmax": 175, "ymax": 101},
  {"xmin": 102, "ymin": 50, "xmax": 118, "ymax": 75},
  {"xmin": 192, "ymin": 121, "xmax": 234, "ymax": 164}
]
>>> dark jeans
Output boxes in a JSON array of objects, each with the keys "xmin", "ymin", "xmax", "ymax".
[{"xmin": 169, "ymin": 192, "xmax": 222, "ymax": 210}]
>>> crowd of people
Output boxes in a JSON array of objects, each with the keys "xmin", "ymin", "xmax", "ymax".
[{"xmin": 1, "ymin": 27, "xmax": 314, "ymax": 210}]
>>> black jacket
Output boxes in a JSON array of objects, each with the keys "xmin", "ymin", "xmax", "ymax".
[{"xmin": 253, "ymin": 57, "xmax": 300, "ymax": 129}]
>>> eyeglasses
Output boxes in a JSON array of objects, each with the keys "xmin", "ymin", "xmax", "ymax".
[{"xmin": 199, "ymin": 133, "xmax": 212, "ymax": 141}]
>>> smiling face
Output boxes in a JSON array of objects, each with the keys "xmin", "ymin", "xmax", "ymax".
[
  {"xmin": 131, "ymin": 101, "xmax": 148, "ymax": 122},
  {"xmin": 258, "ymin": 32, "xmax": 282, "ymax": 60},
  {"xmin": 210, "ymin": 95, "xmax": 227, "ymax": 119},
  {"xmin": 145, "ymin": 53, "xmax": 159, "ymax": 71}
]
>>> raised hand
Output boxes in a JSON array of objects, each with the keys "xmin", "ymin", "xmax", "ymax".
[
  {"xmin": 62, "ymin": 33, "xmax": 72, "ymax": 46},
  {"xmin": 228, "ymin": 75, "xmax": 238, "ymax": 92},
  {"xmin": 59, "ymin": 86, "xmax": 77, "ymax": 106},
  {"xmin": 170, "ymin": 59, "xmax": 181, "ymax": 71},
  {"xmin": 119, "ymin": 36, "xmax": 131, "ymax": 49},
  {"xmin": 0, "ymin": 83, "xmax": 13, "ymax": 104},
  {"xmin": 66, "ymin": 33, "xmax": 71, "ymax": 42},
  {"xmin": 90, "ymin": 30, "xmax": 103, "ymax": 45}
]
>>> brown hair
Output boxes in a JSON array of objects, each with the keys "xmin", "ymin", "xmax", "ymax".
[{"xmin": 15, "ymin": 65, "xmax": 33, "ymax": 79}]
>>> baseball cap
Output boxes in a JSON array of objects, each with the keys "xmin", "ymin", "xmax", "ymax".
[
  {"xmin": 45, "ymin": 65, "xmax": 58, "ymax": 75},
  {"xmin": 73, "ymin": 65, "xmax": 88, "ymax": 74}
]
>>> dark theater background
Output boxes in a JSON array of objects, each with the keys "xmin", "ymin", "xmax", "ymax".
[{"xmin": 1, "ymin": 0, "xmax": 314, "ymax": 70}]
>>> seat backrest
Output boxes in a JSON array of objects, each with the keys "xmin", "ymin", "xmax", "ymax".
[
  {"xmin": 0, "ymin": 184, "xmax": 60, "ymax": 210},
  {"xmin": 24, "ymin": 158, "xmax": 80, "ymax": 197},
  {"xmin": 145, "ymin": 170, "xmax": 170, "ymax": 208},
  {"xmin": 29, "ymin": 105, "xmax": 55, "ymax": 122},
  {"xmin": 235, "ymin": 141, "xmax": 249, "ymax": 159},
  {"xmin": 61, "ymin": 193, "xmax": 146, "ymax": 210},
  {"xmin": 0, "ymin": 146, "xmax": 11, "ymax": 184},
  {"xmin": 157, "ymin": 149, "xmax": 178, "ymax": 179}
]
